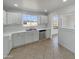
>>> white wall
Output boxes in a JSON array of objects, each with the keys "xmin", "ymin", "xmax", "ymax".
[
  {"xmin": 59, "ymin": 6, "xmax": 75, "ymax": 53},
  {"xmin": 59, "ymin": 28, "xmax": 75, "ymax": 53},
  {"xmin": 58, "ymin": 5, "xmax": 75, "ymax": 53},
  {"xmin": 60, "ymin": 13, "xmax": 75, "ymax": 29},
  {"xmin": 48, "ymin": 4, "xmax": 75, "ymax": 53}
]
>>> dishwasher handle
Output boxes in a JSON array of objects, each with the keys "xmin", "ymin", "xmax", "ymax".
[{"xmin": 39, "ymin": 30, "xmax": 46, "ymax": 32}]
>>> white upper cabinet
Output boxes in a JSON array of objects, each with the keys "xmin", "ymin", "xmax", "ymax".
[
  {"xmin": 7, "ymin": 12, "xmax": 22, "ymax": 24},
  {"xmin": 40, "ymin": 15, "xmax": 48, "ymax": 25},
  {"xmin": 3, "ymin": 10, "xmax": 6, "ymax": 25}
]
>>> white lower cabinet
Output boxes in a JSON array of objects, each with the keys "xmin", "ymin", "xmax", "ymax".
[
  {"xmin": 12, "ymin": 31, "xmax": 39, "ymax": 47},
  {"xmin": 24, "ymin": 31, "xmax": 34, "ymax": 44},
  {"xmin": 46, "ymin": 29, "xmax": 51, "ymax": 39},
  {"xmin": 33, "ymin": 31, "xmax": 39, "ymax": 41},
  {"xmin": 3, "ymin": 35, "xmax": 12, "ymax": 58},
  {"xmin": 24, "ymin": 31, "xmax": 39, "ymax": 44},
  {"xmin": 3, "ymin": 36, "xmax": 9, "ymax": 58},
  {"xmin": 12, "ymin": 32, "xmax": 25, "ymax": 47}
]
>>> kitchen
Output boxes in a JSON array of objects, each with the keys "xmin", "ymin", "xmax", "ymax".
[{"xmin": 3, "ymin": 0, "xmax": 75, "ymax": 59}]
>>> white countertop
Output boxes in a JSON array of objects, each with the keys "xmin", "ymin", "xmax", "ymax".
[{"xmin": 3, "ymin": 27, "xmax": 51, "ymax": 36}]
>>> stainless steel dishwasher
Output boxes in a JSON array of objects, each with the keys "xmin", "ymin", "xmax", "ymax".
[{"xmin": 39, "ymin": 30, "xmax": 46, "ymax": 40}]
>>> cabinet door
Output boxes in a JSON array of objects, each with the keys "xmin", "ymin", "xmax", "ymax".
[
  {"xmin": 25, "ymin": 31, "xmax": 35, "ymax": 44},
  {"xmin": 8, "ymin": 36, "xmax": 12, "ymax": 52},
  {"xmin": 40, "ymin": 16, "xmax": 48, "ymax": 24},
  {"xmin": 24, "ymin": 31, "xmax": 39, "ymax": 44},
  {"xmin": 46, "ymin": 29, "xmax": 51, "ymax": 39},
  {"xmin": 7, "ymin": 12, "xmax": 21, "ymax": 24},
  {"xmin": 12, "ymin": 32, "xmax": 25, "ymax": 47},
  {"xmin": 33, "ymin": 31, "xmax": 39, "ymax": 41},
  {"xmin": 3, "ymin": 36, "xmax": 10, "ymax": 57}
]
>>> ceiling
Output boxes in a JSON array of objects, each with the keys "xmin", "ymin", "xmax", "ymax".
[{"xmin": 3, "ymin": 0, "xmax": 75, "ymax": 14}]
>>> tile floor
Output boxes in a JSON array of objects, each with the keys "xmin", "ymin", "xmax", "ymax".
[{"xmin": 5, "ymin": 35, "xmax": 75, "ymax": 59}]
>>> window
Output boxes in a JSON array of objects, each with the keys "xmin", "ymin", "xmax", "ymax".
[
  {"xmin": 22, "ymin": 15, "xmax": 40, "ymax": 27},
  {"xmin": 52, "ymin": 15, "xmax": 59, "ymax": 29}
]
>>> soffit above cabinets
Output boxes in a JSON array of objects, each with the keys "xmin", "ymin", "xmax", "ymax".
[{"xmin": 3, "ymin": 0, "xmax": 75, "ymax": 13}]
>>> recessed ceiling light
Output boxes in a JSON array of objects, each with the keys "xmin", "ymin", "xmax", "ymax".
[
  {"xmin": 63, "ymin": 0, "xmax": 67, "ymax": 2},
  {"xmin": 44, "ymin": 9, "xmax": 47, "ymax": 12},
  {"xmin": 14, "ymin": 4, "xmax": 18, "ymax": 7}
]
